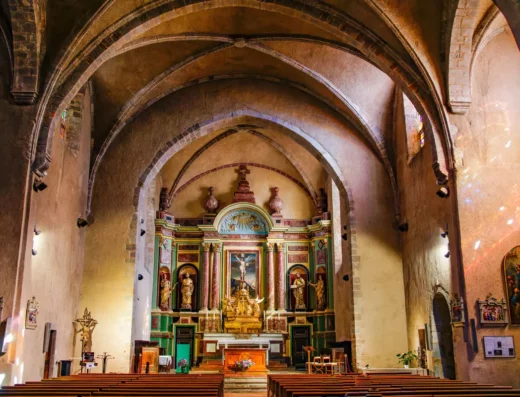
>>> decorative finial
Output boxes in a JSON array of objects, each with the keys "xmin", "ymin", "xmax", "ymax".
[
  {"xmin": 269, "ymin": 187, "xmax": 284, "ymax": 216},
  {"xmin": 203, "ymin": 186, "xmax": 219, "ymax": 214}
]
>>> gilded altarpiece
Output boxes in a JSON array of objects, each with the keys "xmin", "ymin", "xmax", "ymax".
[{"xmin": 150, "ymin": 203, "xmax": 336, "ymax": 367}]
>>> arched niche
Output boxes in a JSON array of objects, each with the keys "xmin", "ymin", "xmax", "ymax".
[
  {"xmin": 287, "ymin": 265, "xmax": 309, "ymax": 312},
  {"xmin": 177, "ymin": 264, "xmax": 198, "ymax": 312},
  {"xmin": 431, "ymin": 293, "xmax": 456, "ymax": 380},
  {"xmin": 158, "ymin": 266, "xmax": 172, "ymax": 311}
]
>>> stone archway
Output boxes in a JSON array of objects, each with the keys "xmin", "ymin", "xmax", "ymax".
[{"xmin": 431, "ymin": 293, "xmax": 456, "ymax": 379}]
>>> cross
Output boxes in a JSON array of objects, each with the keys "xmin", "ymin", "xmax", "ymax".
[{"xmin": 237, "ymin": 165, "xmax": 250, "ymax": 181}]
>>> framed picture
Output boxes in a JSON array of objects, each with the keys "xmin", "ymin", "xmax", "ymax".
[
  {"xmin": 483, "ymin": 336, "xmax": 515, "ymax": 358},
  {"xmin": 503, "ymin": 246, "xmax": 520, "ymax": 326},
  {"xmin": 478, "ymin": 295, "xmax": 508, "ymax": 327},
  {"xmin": 227, "ymin": 250, "xmax": 260, "ymax": 299},
  {"xmin": 25, "ymin": 296, "xmax": 39, "ymax": 330},
  {"xmin": 450, "ymin": 294, "xmax": 465, "ymax": 325}
]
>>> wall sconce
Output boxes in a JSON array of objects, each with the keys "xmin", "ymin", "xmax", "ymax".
[
  {"xmin": 436, "ymin": 186, "xmax": 450, "ymax": 198},
  {"xmin": 444, "ymin": 251, "xmax": 451, "ymax": 258},
  {"xmin": 32, "ymin": 179, "xmax": 47, "ymax": 192},
  {"xmin": 77, "ymin": 218, "xmax": 89, "ymax": 228},
  {"xmin": 441, "ymin": 223, "xmax": 448, "ymax": 238},
  {"xmin": 140, "ymin": 229, "xmax": 146, "ymax": 236},
  {"xmin": 398, "ymin": 222, "xmax": 409, "ymax": 232},
  {"xmin": 341, "ymin": 233, "xmax": 348, "ymax": 241}
]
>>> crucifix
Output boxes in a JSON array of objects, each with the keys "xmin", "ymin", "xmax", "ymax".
[{"xmin": 237, "ymin": 165, "xmax": 250, "ymax": 181}]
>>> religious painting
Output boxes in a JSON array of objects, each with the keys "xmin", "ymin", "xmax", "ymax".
[
  {"xmin": 25, "ymin": 296, "xmax": 39, "ymax": 330},
  {"xmin": 177, "ymin": 264, "xmax": 198, "ymax": 311},
  {"xmin": 450, "ymin": 294, "xmax": 465, "ymax": 325},
  {"xmin": 219, "ymin": 210, "xmax": 268, "ymax": 235},
  {"xmin": 503, "ymin": 246, "xmax": 520, "ymax": 326},
  {"xmin": 227, "ymin": 251, "xmax": 259, "ymax": 299},
  {"xmin": 478, "ymin": 294, "xmax": 508, "ymax": 327},
  {"xmin": 288, "ymin": 265, "xmax": 309, "ymax": 311},
  {"xmin": 158, "ymin": 267, "xmax": 172, "ymax": 311},
  {"xmin": 159, "ymin": 237, "xmax": 171, "ymax": 265}
]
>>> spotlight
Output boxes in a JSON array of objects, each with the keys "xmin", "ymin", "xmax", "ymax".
[
  {"xmin": 343, "ymin": 225, "xmax": 348, "ymax": 230},
  {"xmin": 436, "ymin": 186, "xmax": 450, "ymax": 198},
  {"xmin": 342, "ymin": 233, "xmax": 348, "ymax": 241},
  {"xmin": 342, "ymin": 274, "xmax": 350, "ymax": 281},
  {"xmin": 33, "ymin": 226, "xmax": 41, "ymax": 236},
  {"xmin": 140, "ymin": 229, "xmax": 146, "ymax": 236},
  {"xmin": 441, "ymin": 230, "xmax": 448, "ymax": 238},
  {"xmin": 137, "ymin": 274, "xmax": 144, "ymax": 281},
  {"xmin": 32, "ymin": 249, "xmax": 37, "ymax": 256},
  {"xmin": 77, "ymin": 218, "xmax": 89, "ymax": 228},
  {"xmin": 33, "ymin": 179, "xmax": 47, "ymax": 192},
  {"xmin": 398, "ymin": 223, "xmax": 408, "ymax": 232},
  {"xmin": 445, "ymin": 251, "xmax": 451, "ymax": 258}
]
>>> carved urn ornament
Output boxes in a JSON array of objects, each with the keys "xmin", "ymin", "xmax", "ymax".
[
  {"xmin": 203, "ymin": 186, "xmax": 219, "ymax": 214},
  {"xmin": 269, "ymin": 187, "xmax": 284, "ymax": 216}
]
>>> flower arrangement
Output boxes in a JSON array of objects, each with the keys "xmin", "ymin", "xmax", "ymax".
[
  {"xmin": 396, "ymin": 351, "xmax": 418, "ymax": 368},
  {"xmin": 235, "ymin": 358, "xmax": 255, "ymax": 372},
  {"xmin": 177, "ymin": 358, "xmax": 188, "ymax": 373}
]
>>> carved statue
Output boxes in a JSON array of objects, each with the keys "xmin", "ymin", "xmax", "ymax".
[
  {"xmin": 160, "ymin": 274, "xmax": 176, "ymax": 310},
  {"xmin": 309, "ymin": 274, "xmax": 326, "ymax": 311},
  {"xmin": 233, "ymin": 254, "xmax": 254, "ymax": 282},
  {"xmin": 181, "ymin": 273, "xmax": 194, "ymax": 309},
  {"xmin": 291, "ymin": 273, "xmax": 306, "ymax": 310},
  {"xmin": 74, "ymin": 308, "xmax": 98, "ymax": 352}
]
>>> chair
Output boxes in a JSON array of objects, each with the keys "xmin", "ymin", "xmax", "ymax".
[{"xmin": 311, "ymin": 356, "xmax": 325, "ymax": 374}]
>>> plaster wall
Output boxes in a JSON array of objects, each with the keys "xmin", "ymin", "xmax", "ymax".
[
  {"xmin": 450, "ymin": 31, "xmax": 520, "ymax": 387},
  {"xmin": 82, "ymin": 79, "xmax": 407, "ymax": 372},
  {"xmin": 13, "ymin": 89, "xmax": 91, "ymax": 383}
]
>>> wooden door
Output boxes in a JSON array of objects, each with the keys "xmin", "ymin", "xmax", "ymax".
[
  {"xmin": 175, "ymin": 326, "xmax": 195, "ymax": 367},
  {"xmin": 291, "ymin": 326, "xmax": 310, "ymax": 369}
]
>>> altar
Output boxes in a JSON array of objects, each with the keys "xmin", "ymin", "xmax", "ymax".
[
  {"xmin": 202, "ymin": 333, "xmax": 284, "ymax": 361},
  {"xmin": 222, "ymin": 348, "xmax": 269, "ymax": 376}
]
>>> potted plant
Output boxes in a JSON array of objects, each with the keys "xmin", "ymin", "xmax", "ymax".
[
  {"xmin": 234, "ymin": 358, "xmax": 255, "ymax": 373},
  {"xmin": 396, "ymin": 351, "xmax": 418, "ymax": 369},
  {"xmin": 177, "ymin": 358, "xmax": 188, "ymax": 373}
]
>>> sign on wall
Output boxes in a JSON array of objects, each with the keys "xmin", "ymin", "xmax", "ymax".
[{"xmin": 483, "ymin": 336, "xmax": 515, "ymax": 358}]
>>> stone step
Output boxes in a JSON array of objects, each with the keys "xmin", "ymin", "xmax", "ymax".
[{"xmin": 225, "ymin": 377, "xmax": 266, "ymax": 383}]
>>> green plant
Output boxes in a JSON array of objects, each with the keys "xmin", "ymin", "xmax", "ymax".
[{"xmin": 396, "ymin": 351, "xmax": 418, "ymax": 366}]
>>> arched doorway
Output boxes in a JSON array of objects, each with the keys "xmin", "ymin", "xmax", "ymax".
[{"xmin": 432, "ymin": 294, "xmax": 456, "ymax": 379}]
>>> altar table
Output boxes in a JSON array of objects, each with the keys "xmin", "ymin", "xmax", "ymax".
[{"xmin": 222, "ymin": 348, "xmax": 269, "ymax": 376}]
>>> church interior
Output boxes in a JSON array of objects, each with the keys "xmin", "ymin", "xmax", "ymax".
[{"xmin": 1, "ymin": 0, "xmax": 520, "ymax": 394}]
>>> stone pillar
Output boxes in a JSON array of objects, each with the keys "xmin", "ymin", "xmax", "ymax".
[
  {"xmin": 267, "ymin": 243, "xmax": 275, "ymax": 311},
  {"xmin": 210, "ymin": 243, "xmax": 222, "ymax": 310},
  {"xmin": 201, "ymin": 243, "xmax": 211, "ymax": 310},
  {"xmin": 276, "ymin": 242, "xmax": 286, "ymax": 311}
]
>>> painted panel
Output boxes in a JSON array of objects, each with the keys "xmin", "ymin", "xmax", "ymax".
[{"xmin": 218, "ymin": 210, "xmax": 268, "ymax": 235}]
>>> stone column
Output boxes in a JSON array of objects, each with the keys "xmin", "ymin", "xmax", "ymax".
[
  {"xmin": 201, "ymin": 243, "xmax": 211, "ymax": 310},
  {"xmin": 266, "ymin": 243, "xmax": 275, "ymax": 311},
  {"xmin": 276, "ymin": 242, "xmax": 286, "ymax": 311},
  {"xmin": 210, "ymin": 243, "xmax": 222, "ymax": 310}
]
